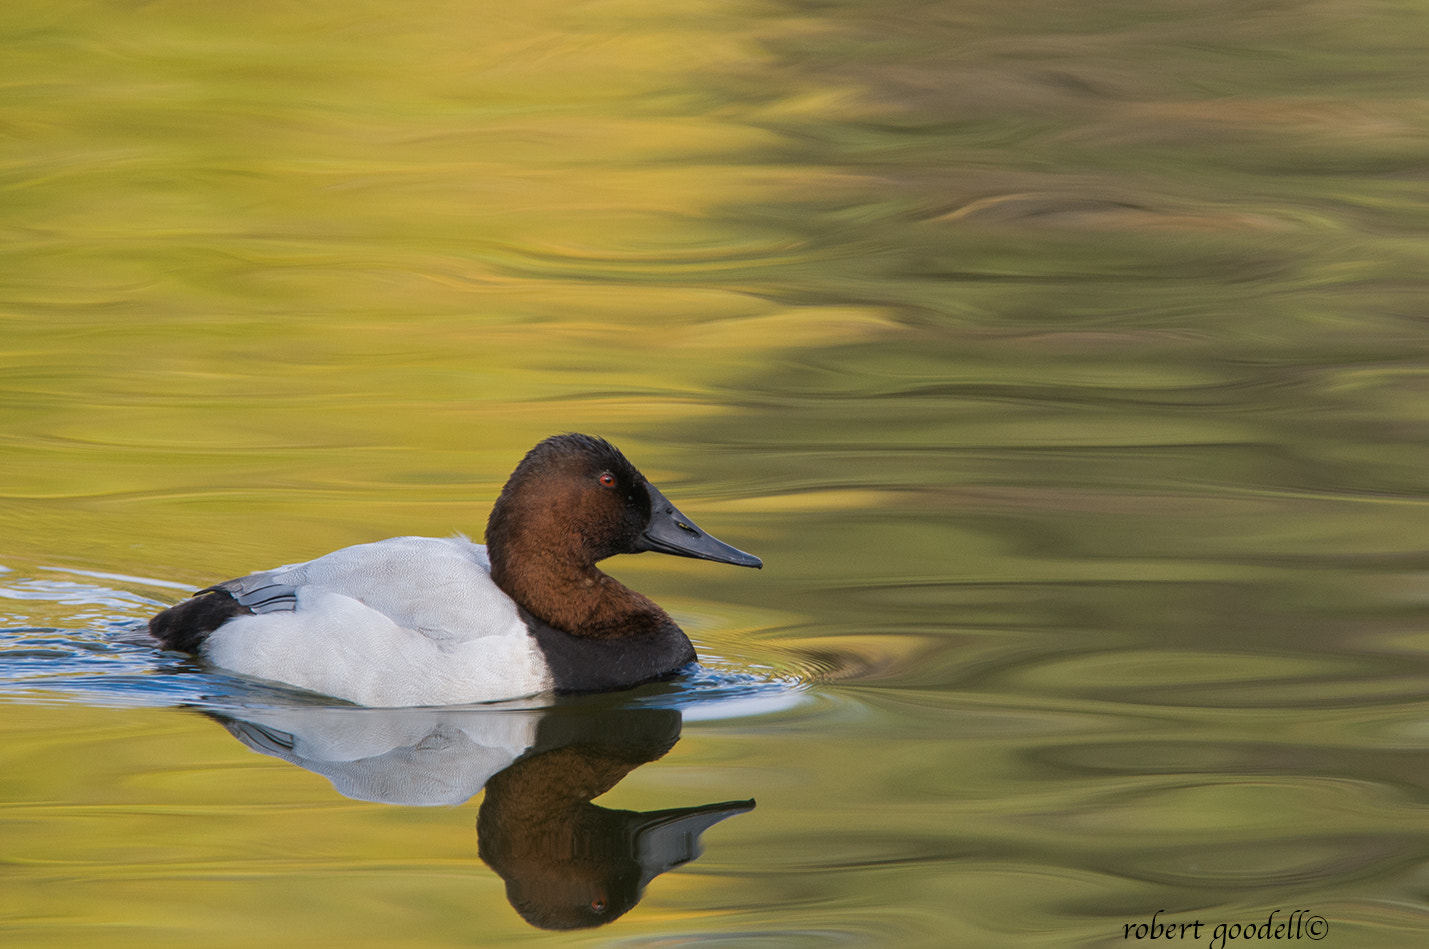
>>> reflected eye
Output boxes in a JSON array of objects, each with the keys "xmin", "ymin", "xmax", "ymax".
[{"xmin": 598, "ymin": 472, "xmax": 617, "ymax": 488}]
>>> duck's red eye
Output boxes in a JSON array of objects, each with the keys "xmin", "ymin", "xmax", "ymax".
[
  {"xmin": 598, "ymin": 472, "xmax": 617, "ymax": 488},
  {"xmin": 590, "ymin": 897, "xmax": 608, "ymax": 912}
]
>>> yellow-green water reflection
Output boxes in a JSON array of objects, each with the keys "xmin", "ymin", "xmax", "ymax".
[{"xmin": 6, "ymin": 0, "xmax": 1429, "ymax": 946}]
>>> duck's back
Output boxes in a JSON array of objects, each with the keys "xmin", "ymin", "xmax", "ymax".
[{"xmin": 158, "ymin": 536, "xmax": 553, "ymax": 706}]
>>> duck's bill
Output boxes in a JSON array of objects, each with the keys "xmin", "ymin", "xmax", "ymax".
[
  {"xmin": 635, "ymin": 799, "xmax": 756, "ymax": 885},
  {"xmin": 637, "ymin": 484, "xmax": 763, "ymax": 568}
]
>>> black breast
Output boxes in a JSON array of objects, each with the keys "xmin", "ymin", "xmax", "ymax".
[{"xmin": 522, "ymin": 609, "xmax": 697, "ymax": 693}]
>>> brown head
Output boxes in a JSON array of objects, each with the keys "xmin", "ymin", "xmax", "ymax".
[{"xmin": 484, "ymin": 434, "xmax": 760, "ymax": 638}]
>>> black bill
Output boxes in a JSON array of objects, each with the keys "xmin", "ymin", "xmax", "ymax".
[{"xmin": 635, "ymin": 483, "xmax": 762, "ymax": 568}]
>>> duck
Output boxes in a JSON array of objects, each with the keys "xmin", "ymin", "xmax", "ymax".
[{"xmin": 147, "ymin": 433, "xmax": 761, "ymax": 706}]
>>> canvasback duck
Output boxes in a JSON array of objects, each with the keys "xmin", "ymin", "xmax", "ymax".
[{"xmin": 147, "ymin": 434, "xmax": 761, "ymax": 706}]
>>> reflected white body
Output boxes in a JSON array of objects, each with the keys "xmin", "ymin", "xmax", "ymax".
[{"xmin": 220, "ymin": 706, "xmax": 544, "ymax": 805}]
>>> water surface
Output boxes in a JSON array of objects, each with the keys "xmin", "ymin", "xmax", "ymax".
[{"xmin": 4, "ymin": 0, "xmax": 1429, "ymax": 946}]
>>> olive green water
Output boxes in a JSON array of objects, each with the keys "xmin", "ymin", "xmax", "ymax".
[{"xmin": 5, "ymin": 0, "xmax": 1429, "ymax": 946}]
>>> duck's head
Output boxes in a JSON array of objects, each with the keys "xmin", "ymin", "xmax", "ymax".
[{"xmin": 485, "ymin": 434, "xmax": 762, "ymax": 578}]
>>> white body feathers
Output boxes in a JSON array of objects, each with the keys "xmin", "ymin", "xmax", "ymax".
[{"xmin": 203, "ymin": 536, "xmax": 554, "ymax": 706}]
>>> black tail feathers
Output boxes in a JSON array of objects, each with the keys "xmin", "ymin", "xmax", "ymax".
[{"xmin": 148, "ymin": 588, "xmax": 252, "ymax": 655}]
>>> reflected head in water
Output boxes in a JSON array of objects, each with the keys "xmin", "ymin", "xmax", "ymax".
[
  {"xmin": 477, "ymin": 705, "xmax": 754, "ymax": 929},
  {"xmin": 207, "ymin": 701, "xmax": 753, "ymax": 930}
]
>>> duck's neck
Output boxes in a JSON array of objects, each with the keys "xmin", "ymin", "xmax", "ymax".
[
  {"xmin": 490, "ymin": 547, "xmax": 676, "ymax": 640},
  {"xmin": 489, "ymin": 536, "xmax": 697, "ymax": 691}
]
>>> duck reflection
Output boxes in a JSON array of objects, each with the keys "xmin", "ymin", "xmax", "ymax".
[{"xmin": 210, "ymin": 703, "xmax": 753, "ymax": 929}]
